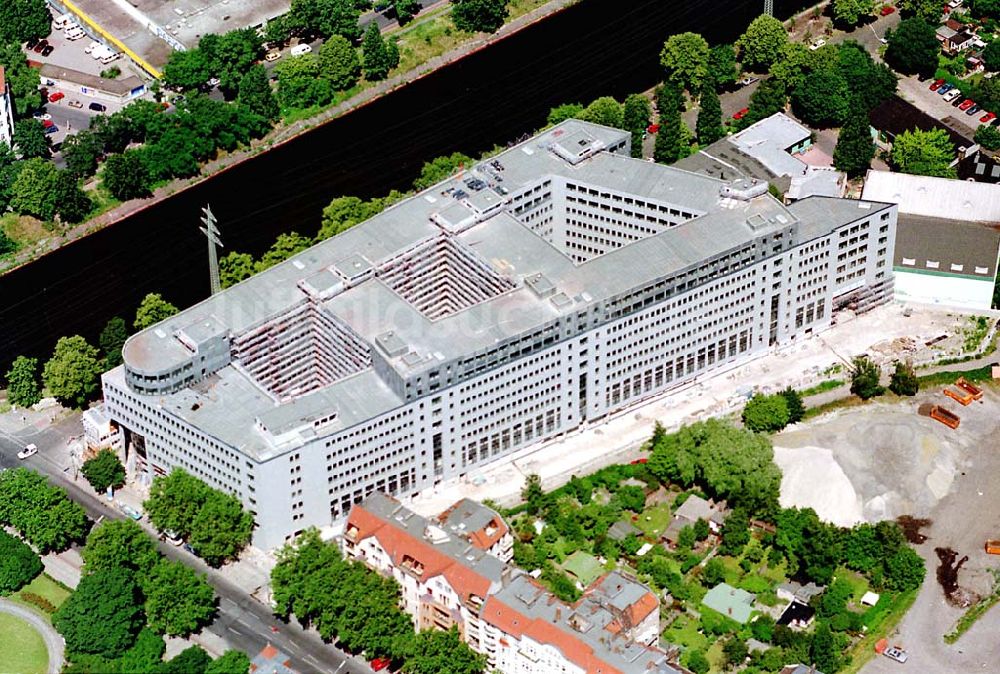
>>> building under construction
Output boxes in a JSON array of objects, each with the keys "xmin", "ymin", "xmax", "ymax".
[{"xmin": 102, "ymin": 119, "xmax": 897, "ymax": 548}]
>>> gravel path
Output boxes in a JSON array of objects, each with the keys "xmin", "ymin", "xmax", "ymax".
[{"xmin": 0, "ymin": 598, "xmax": 64, "ymax": 674}]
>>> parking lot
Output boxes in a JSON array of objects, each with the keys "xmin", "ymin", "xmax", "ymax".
[{"xmin": 898, "ymin": 73, "xmax": 996, "ymax": 137}]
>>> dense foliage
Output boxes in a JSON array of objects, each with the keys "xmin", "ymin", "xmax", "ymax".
[
  {"xmin": 0, "ymin": 0, "xmax": 50, "ymax": 45},
  {"xmin": 891, "ymin": 128, "xmax": 956, "ymax": 178},
  {"xmin": 54, "ymin": 567, "xmax": 146, "ymax": 658},
  {"xmin": 737, "ymin": 14, "xmax": 788, "ymax": 71},
  {"xmin": 5, "ymin": 355, "xmax": 41, "ymax": 408},
  {"xmin": 742, "ymin": 393, "xmax": 790, "ymax": 433},
  {"xmin": 99, "ymin": 317, "xmax": 129, "ymax": 369},
  {"xmin": 81, "ymin": 448, "xmax": 127, "ymax": 493},
  {"xmin": 0, "ymin": 468, "xmax": 90, "ymax": 553},
  {"xmin": 451, "ymin": 0, "xmax": 509, "ymax": 33},
  {"xmin": 0, "ymin": 529, "xmax": 43, "ymax": 594},
  {"xmin": 134, "ymin": 293, "xmax": 179, "ymax": 330},
  {"xmin": 850, "ymin": 355, "xmax": 884, "ymax": 400},
  {"xmin": 82, "ymin": 519, "xmax": 161, "ymax": 575},
  {"xmin": 885, "ymin": 17, "xmax": 940, "ymax": 77},
  {"xmin": 660, "ymin": 32, "xmax": 711, "ymax": 92},
  {"xmin": 888, "ymin": 360, "xmax": 919, "ymax": 396}
]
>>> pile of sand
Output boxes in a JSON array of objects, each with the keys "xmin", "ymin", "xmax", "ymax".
[{"xmin": 773, "ymin": 445, "xmax": 865, "ymax": 527}]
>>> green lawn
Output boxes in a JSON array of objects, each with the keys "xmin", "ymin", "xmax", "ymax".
[
  {"xmin": 663, "ymin": 613, "xmax": 710, "ymax": 651},
  {"xmin": 834, "ymin": 566, "xmax": 869, "ymax": 605},
  {"xmin": 562, "ymin": 551, "xmax": 604, "ymax": 586},
  {"xmin": 10, "ymin": 574, "xmax": 72, "ymax": 623},
  {"xmin": 634, "ymin": 502, "xmax": 672, "ymax": 539},
  {"xmin": 0, "ymin": 613, "xmax": 49, "ymax": 674}
]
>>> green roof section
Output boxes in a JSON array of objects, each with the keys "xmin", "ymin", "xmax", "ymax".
[
  {"xmin": 562, "ymin": 551, "xmax": 604, "ymax": 586},
  {"xmin": 702, "ymin": 582, "xmax": 756, "ymax": 624}
]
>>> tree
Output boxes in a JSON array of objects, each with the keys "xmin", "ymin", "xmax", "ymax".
[
  {"xmin": 719, "ymin": 508, "xmax": 750, "ymax": 556},
  {"xmin": 9, "ymin": 158, "xmax": 59, "ymax": 220},
  {"xmin": 547, "ymin": 102, "xmax": 584, "ymax": 126},
  {"xmin": 885, "ymin": 18, "xmax": 940, "ymax": 77},
  {"xmin": 213, "ymin": 28, "xmax": 266, "ymax": 95},
  {"xmin": 188, "ymin": 491, "xmax": 255, "ymax": 567},
  {"xmin": 810, "ymin": 622, "xmax": 841, "ymax": 673},
  {"xmin": 0, "ymin": 468, "xmax": 90, "ymax": 553},
  {"xmin": 276, "ymin": 53, "xmax": 334, "ymax": 109},
  {"xmin": 362, "ymin": 23, "xmax": 398, "ymax": 81},
  {"xmin": 686, "ymin": 650, "xmax": 710, "ymax": 674},
  {"xmin": 100, "ymin": 316, "xmax": 129, "ymax": 369},
  {"xmin": 737, "ymin": 14, "xmax": 788, "ymax": 71},
  {"xmin": 161, "ymin": 646, "xmax": 213, "ymax": 674},
  {"xmin": 769, "ymin": 42, "xmax": 816, "ymax": 92},
  {"xmin": 723, "ymin": 635, "xmax": 749, "ymax": 668},
  {"xmin": 742, "ymin": 394, "xmax": 790, "ymax": 432},
  {"xmin": 81, "ymin": 519, "xmax": 161, "ymax": 575},
  {"xmin": 522, "ymin": 473, "xmax": 546, "ymax": 516},
  {"xmin": 451, "ymin": 0, "xmax": 508, "ymax": 33},
  {"xmin": 412, "ymin": 152, "xmax": 473, "ymax": 190},
  {"xmin": 0, "ymin": 0, "xmax": 50, "ymax": 45},
  {"xmin": 163, "ymin": 49, "xmax": 213, "ymax": 91},
  {"xmin": 972, "ymin": 0, "xmax": 1000, "ymax": 18},
  {"xmin": 51, "ymin": 170, "xmax": 93, "ymax": 224},
  {"xmin": 102, "ymin": 151, "xmax": 152, "ymax": 201},
  {"xmin": 237, "ymin": 65, "xmax": 280, "ymax": 122},
  {"xmin": 580, "ymin": 96, "xmax": 623, "ymax": 128},
  {"xmin": 13, "ymin": 119, "xmax": 48, "ymax": 159},
  {"xmin": 696, "ymin": 84, "xmax": 724, "ymax": 146},
  {"xmin": 205, "ymin": 651, "xmax": 252, "ymax": 674},
  {"xmin": 5, "ymin": 355, "xmax": 41, "ymax": 408},
  {"xmin": 888, "ymin": 360, "xmax": 919, "ymax": 396},
  {"xmin": 61, "ymin": 131, "xmax": 103, "ymax": 179},
  {"xmin": 145, "ymin": 468, "xmax": 212, "ymax": 538},
  {"xmin": 702, "ymin": 557, "xmax": 727, "ymax": 586},
  {"xmin": 255, "ymin": 232, "xmax": 313, "ymax": 272},
  {"xmin": 850, "ymin": 355, "xmax": 883, "ymax": 400},
  {"xmin": 143, "ymin": 559, "xmax": 217, "ymax": 636},
  {"xmin": 838, "ymin": 42, "xmax": 897, "ymax": 111},
  {"xmin": 134, "ymin": 292, "xmax": 179, "ymax": 330},
  {"xmin": 0, "ymin": 45, "xmax": 42, "ymax": 118},
  {"xmin": 975, "ymin": 123, "xmax": 1000, "ymax": 150},
  {"xmin": 883, "ymin": 546, "xmax": 925, "ymax": 591},
  {"xmin": 0, "ymin": 530, "xmax": 43, "ymax": 594},
  {"xmin": 614, "ymin": 485, "xmax": 646, "ymax": 513},
  {"xmin": 792, "ymin": 68, "xmax": 851, "ymax": 128},
  {"xmin": 288, "ymin": 0, "xmax": 362, "ymax": 41},
  {"xmin": 319, "ymin": 35, "xmax": 361, "ymax": 90},
  {"xmin": 394, "ymin": 0, "xmax": 421, "ymax": 23},
  {"xmin": 739, "ymin": 78, "xmax": 787, "ymax": 128},
  {"xmin": 660, "ymin": 32, "xmax": 711, "ymax": 93},
  {"xmin": 81, "ymin": 448, "xmax": 126, "ymax": 494},
  {"xmin": 984, "ymin": 41, "xmax": 1000, "ymax": 72},
  {"xmin": 119, "ymin": 628, "xmax": 166, "ymax": 674},
  {"xmin": 53, "ymin": 567, "xmax": 145, "ymax": 658},
  {"xmin": 220, "ymin": 251, "xmax": 256, "ymax": 288},
  {"xmin": 833, "ymin": 0, "xmax": 876, "ymax": 25},
  {"xmin": 402, "ymin": 627, "xmax": 486, "ymax": 674},
  {"xmin": 42, "ymin": 335, "xmax": 102, "ymax": 408},
  {"xmin": 654, "ymin": 82, "xmax": 684, "ymax": 164},
  {"xmin": 780, "ymin": 387, "xmax": 805, "ymax": 424},
  {"xmin": 707, "ymin": 43, "xmax": 739, "ymax": 90},
  {"xmin": 897, "ymin": 0, "xmax": 944, "ymax": 22},
  {"xmin": 891, "ymin": 127, "xmax": 956, "ymax": 178},
  {"xmin": 833, "ymin": 105, "xmax": 876, "ymax": 177}
]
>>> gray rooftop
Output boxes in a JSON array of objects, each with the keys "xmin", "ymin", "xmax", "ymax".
[
  {"xmin": 893, "ymin": 213, "xmax": 1000, "ymax": 275},
  {"xmin": 730, "ymin": 113, "xmax": 812, "ymax": 178},
  {"xmin": 439, "ymin": 498, "xmax": 504, "ymax": 537},
  {"xmin": 119, "ymin": 119, "xmax": 889, "ymax": 458}
]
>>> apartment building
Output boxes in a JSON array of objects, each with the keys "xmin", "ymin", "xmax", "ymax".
[
  {"xmin": 343, "ymin": 493, "xmax": 679, "ymax": 674},
  {"xmin": 102, "ymin": 119, "xmax": 897, "ymax": 549},
  {"xmin": 0, "ymin": 67, "xmax": 14, "ymax": 150}
]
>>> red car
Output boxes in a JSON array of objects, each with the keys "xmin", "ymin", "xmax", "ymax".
[
  {"xmin": 732, "ymin": 107, "xmax": 749, "ymax": 120},
  {"xmin": 959, "ymin": 98, "xmax": 975, "ymax": 111},
  {"xmin": 630, "ymin": 458, "xmax": 648, "ymax": 465},
  {"xmin": 41, "ymin": 119, "xmax": 54, "ymax": 128},
  {"xmin": 880, "ymin": 5, "xmax": 896, "ymax": 15},
  {"xmin": 929, "ymin": 78, "xmax": 946, "ymax": 91},
  {"xmin": 48, "ymin": 91, "xmax": 64, "ymax": 103},
  {"xmin": 646, "ymin": 123, "xmax": 660, "ymax": 134},
  {"xmin": 370, "ymin": 658, "xmax": 391, "ymax": 672},
  {"xmin": 981, "ymin": 111, "xmax": 996, "ymax": 124}
]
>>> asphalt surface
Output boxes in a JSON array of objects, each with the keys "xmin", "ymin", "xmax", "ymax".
[
  {"xmin": 0, "ymin": 597, "xmax": 65, "ymax": 674},
  {"xmin": 0, "ymin": 422, "xmax": 371, "ymax": 674}
]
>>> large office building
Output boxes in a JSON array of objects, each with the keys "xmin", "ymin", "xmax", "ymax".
[
  {"xmin": 0, "ymin": 67, "xmax": 15, "ymax": 150},
  {"xmin": 102, "ymin": 120, "xmax": 897, "ymax": 549}
]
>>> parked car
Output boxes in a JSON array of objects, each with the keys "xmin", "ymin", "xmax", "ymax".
[
  {"xmin": 980, "ymin": 111, "xmax": 996, "ymax": 124},
  {"xmin": 290, "ymin": 43, "xmax": 312, "ymax": 56},
  {"xmin": 48, "ymin": 91, "xmax": 64, "ymax": 103},
  {"xmin": 117, "ymin": 501, "xmax": 143, "ymax": 521},
  {"xmin": 44, "ymin": 124, "xmax": 58, "ymax": 135},
  {"xmin": 740, "ymin": 76, "xmax": 760, "ymax": 86},
  {"xmin": 25, "ymin": 38, "xmax": 39, "ymax": 50},
  {"xmin": 732, "ymin": 107, "xmax": 749, "ymax": 120},
  {"xmin": 265, "ymin": 50, "xmax": 281, "ymax": 62},
  {"xmin": 967, "ymin": 104, "xmax": 981, "ymax": 115},
  {"xmin": 89, "ymin": 101, "xmax": 107, "ymax": 112},
  {"xmin": 17, "ymin": 444, "xmax": 38, "ymax": 460},
  {"xmin": 959, "ymin": 98, "xmax": 975, "ymax": 111},
  {"xmin": 32, "ymin": 39, "xmax": 48, "ymax": 53},
  {"xmin": 163, "ymin": 530, "xmax": 183, "ymax": 546},
  {"xmin": 370, "ymin": 658, "xmax": 391, "ymax": 672},
  {"xmin": 880, "ymin": 4, "xmax": 896, "ymax": 14},
  {"xmin": 42, "ymin": 119, "xmax": 54, "ymax": 128},
  {"xmin": 41, "ymin": 45, "xmax": 53, "ymax": 57},
  {"xmin": 32, "ymin": 111, "xmax": 51, "ymax": 120},
  {"xmin": 938, "ymin": 83, "xmax": 955, "ymax": 95},
  {"xmin": 809, "ymin": 38, "xmax": 827, "ymax": 51},
  {"xmin": 943, "ymin": 88, "xmax": 961, "ymax": 102},
  {"xmin": 929, "ymin": 78, "xmax": 946, "ymax": 91},
  {"xmin": 883, "ymin": 646, "xmax": 908, "ymax": 663},
  {"xmin": 68, "ymin": 99, "xmax": 83, "ymax": 108},
  {"xmin": 646, "ymin": 123, "xmax": 660, "ymax": 133}
]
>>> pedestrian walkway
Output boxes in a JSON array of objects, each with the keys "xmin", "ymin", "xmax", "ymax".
[{"xmin": 0, "ymin": 598, "xmax": 65, "ymax": 674}]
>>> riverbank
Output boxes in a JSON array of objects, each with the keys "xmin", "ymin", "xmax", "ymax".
[{"xmin": 0, "ymin": 0, "xmax": 580, "ymax": 276}]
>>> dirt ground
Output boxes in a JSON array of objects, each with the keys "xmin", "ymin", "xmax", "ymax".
[{"xmin": 775, "ymin": 387, "xmax": 1000, "ymax": 672}]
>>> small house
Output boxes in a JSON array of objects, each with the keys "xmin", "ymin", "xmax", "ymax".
[
  {"xmin": 777, "ymin": 580, "xmax": 825, "ymax": 605},
  {"xmin": 861, "ymin": 591, "xmax": 881, "ymax": 607},
  {"xmin": 777, "ymin": 600, "xmax": 816, "ymax": 630},
  {"xmin": 661, "ymin": 495, "xmax": 728, "ymax": 545},
  {"xmin": 944, "ymin": 30, "xmax": 976, "ymax": 55},
  {"xmin": 607, "ymin": 519, "xmax": 641, "ymax": 542},
  {"xmin": 780, "ymin": 666, "xmax": 826, "ymax": 674},
  {"xmin": 702, "ymin": 583, "xmax": 756, "ymax": 624}
]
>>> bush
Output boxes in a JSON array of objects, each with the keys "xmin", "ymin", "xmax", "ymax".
[
  {"xmin": 888, "ymin": 360, "xmax": 919, "ymax": 396},
  {"xmin": 20, "ymin": 592, "xmax": 56, "ymax": 613},
  {"xmin": 0, "ymin": 530, "xmax": 43, "ymax": 595},
  {"xmin": 742, "ymin": 393, "xmax": 791, "ymax": 432},
  {"xmin": 850, "ymin": 355, "xmax": 884, "ymax": 400},
  {"xmin": 81, "ymin": 448, "xmax": 126, "ymax": 493},
  {"xmin": 975, "ymin": 123, "xmax": 1000, "ymax": 150}
]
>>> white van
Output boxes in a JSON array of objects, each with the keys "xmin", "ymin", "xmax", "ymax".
[
  {"xmin": 99, "ymin": 51, "xmax": 120, "ymax": 65},
  {"xmin": 66, "ymin": 26, "xmax": 86, "ymax": 41},
  {"xmin": 290, "ymin": 43, "xmax": 312, "ymax": 56},
  {"xmin": 53, "ymin": 13, "xmax": 73, "ymax": 29}
]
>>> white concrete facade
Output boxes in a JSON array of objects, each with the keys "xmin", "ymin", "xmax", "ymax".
[{"xmin": 0, "ymin": 67, "xmax": 14, "ymax": 150}]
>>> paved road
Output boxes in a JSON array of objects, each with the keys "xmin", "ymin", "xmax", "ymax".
[
  {"xmin": 0, "ymin": 598, "xmax": 65, "ymax": 674},
  {"xmin": 0, "ymin": 423, "xmax": 370, "ymax": 674}
]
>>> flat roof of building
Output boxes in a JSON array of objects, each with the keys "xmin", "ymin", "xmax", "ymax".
[
  {"xmin": 40, "ymin": 64, "xmax": 145, "ymax": 97},
  {"xmin": 134, "ymin": 0, "xmax": 288, "ymax": 48},
  {"xmin": 118, "ymin": 120, "xmax": 892, "ymax": 459},
  {"xmin": 863, "ymin": 170, "xmax": 1000, "ymax": 222}
]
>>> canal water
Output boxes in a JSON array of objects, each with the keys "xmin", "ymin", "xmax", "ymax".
[{"xmin": 0, "ymin": 0, "xmax": 809, "ymax": 367}]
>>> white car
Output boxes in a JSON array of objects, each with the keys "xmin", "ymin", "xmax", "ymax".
[
  {"xmin": 809, "ymin": 38, "xmax": 827, "ymax": 51},
  {"xmin": 883, "ymin": 647, "xmax": 908, "ymax": 663},
  {"xmin": 17, "ymin": 444, "xmax": 38, "ymax": 460},
  {"xmin": 85, "ymin": 40, "xmax": 100, "ymax": 54},
  {"xmin": 290, "ymin": 43, "xmax": 312, "ymax": 56}
]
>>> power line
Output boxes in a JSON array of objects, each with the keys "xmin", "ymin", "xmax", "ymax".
[{"xmin": 200, "ymin": 205, "xmax": 223, "ymax": 296}]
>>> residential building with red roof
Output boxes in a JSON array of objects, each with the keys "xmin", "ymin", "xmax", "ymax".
[{"xmin": 344, "ymin": 494, "xmax": 683, "ymax": 674}]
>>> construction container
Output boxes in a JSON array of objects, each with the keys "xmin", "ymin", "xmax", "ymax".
[
  {"xmin": 944, "ymin": 387, "xmax": 975, "ymax": 406},
  {"xmin": 956, "ymin": 377, "xmax": 984, "ymax": 400},
  {"xmin": 930, "ymin": 405, "xmax": 960, "ymax": 429},
  {"xmin": 985, "ymin": 540, "xmax": 1000, "ymax": 555}
]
